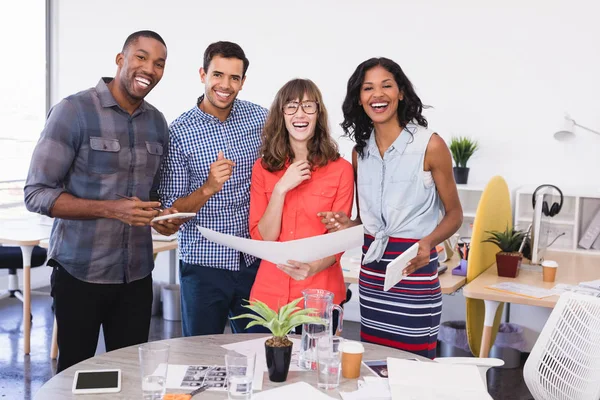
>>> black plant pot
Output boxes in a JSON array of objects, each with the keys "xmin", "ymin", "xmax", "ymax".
[
  {"xmin": 265, "ymin": 342, "xmax": 293, "ymax": 382},
  {"xmin": 453, "ymin": 167, "xmax": 470, "ymax": 184}
]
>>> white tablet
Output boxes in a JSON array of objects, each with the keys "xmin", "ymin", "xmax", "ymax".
[
  {"xmin": 152, "ymin": 212, "xmax": 196, "ymax": 222},
  {"xmin": 72, "ymin": 369, "xmax": 121, "ymax": 394},
  {"xmin": 383, "ymin": 242, "xmax": 420, "ymax": 291}
]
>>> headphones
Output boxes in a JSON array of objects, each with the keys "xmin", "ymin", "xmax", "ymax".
[{"xmin": 532, "ymin": 184, "xmax": 563, "ymax": 217}]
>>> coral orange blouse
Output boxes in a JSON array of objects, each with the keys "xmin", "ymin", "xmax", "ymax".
[{"xmin": 249, "ymin": 157, "xmax": 354, "ymax": 311}]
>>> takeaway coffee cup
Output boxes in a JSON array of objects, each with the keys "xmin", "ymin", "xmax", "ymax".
[
  {"xmin": 542, "ymin": 260, "xmax": 558, "ymax": 282},
  {"xmin": 341, "ymin": 341, "xmax": 364, "ymax": 379}
]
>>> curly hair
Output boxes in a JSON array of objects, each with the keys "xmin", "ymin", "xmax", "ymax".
[
  {"xmin": 341, "ymin": 57, "xmax": 428, "ymax": 158},
  {"xmin": 260, "ymin": 79, "xmax": 339, "ymax": 172}
]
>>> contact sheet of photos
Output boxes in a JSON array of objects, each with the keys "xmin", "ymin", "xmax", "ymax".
[{"xmin": 180, "ymin": 365, "xmax": 228, "ymax": 390}]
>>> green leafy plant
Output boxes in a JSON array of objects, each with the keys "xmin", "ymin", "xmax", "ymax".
[
  {"xmin": 232, "ymin": 297, "xmax": 324, "ymax": 347},
  {"xmin": 482, "ymin": 225, "xmax": 526, "ymax": 253},
  {"xmin": 449, "ymin": 136, "xmax": 479, "ymax": 168}
]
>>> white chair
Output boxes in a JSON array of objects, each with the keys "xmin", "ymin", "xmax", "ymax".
[
  {"xmin": 435, "ymin": 357, "xmax": 504, "ymax": 389},
  {"xmin": 524, "ymin": 292, "xmax": 600, "ymax": 400}
]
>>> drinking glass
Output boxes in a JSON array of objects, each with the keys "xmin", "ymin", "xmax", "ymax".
[
  {"xmin": 139, "ymin": 342, "xmax": 170, "ymax": 400},
  {"xmin": 225, "ymin": 352, "xmax": 256, "ymax": 400},
  {"xmin": 316, "ymin": 336, "xmax": 342, "ymax": 390}
]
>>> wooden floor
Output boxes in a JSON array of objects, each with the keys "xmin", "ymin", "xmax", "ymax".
[{"xmin": 0, "ymin": 289, "xmax": 533, "ymax": 399}]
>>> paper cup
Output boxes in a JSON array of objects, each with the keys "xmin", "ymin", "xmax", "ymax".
[
  {"xmin": 341, "ymin": 341, "xmax": 364, "ymax": 379},
  {"xmin": 542, "ymin": 260, "xmax": 558, "ymax": 282}
]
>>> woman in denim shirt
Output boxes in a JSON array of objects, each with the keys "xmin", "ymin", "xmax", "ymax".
[{"xmin": 320, "ymin": 58, "xmax": 463, "ymax": 358}]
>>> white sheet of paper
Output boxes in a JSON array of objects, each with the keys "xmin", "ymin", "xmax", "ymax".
[
  {"xmin": 386, "ymin": 357, "xmax": 492, "ymax": 400},
  {"xmin": 487, "ymin": 282, "xmax": 556, "ymax": 299},
  {"xmin": 165, "ymin": 364, "xmax": 197, "ymax": 390},
  {"xmin": 383, "ymin": 243, "xmax": 419, "ymax": 291},
  {"xmin": 198, "ymin": 224, "xmax": 364, "ymax": 265},
  {"xmin": 252, "ymin": 381, "xmax": 337, "ymax": 400},
  {"xmin": 579, "ymin": 279, "xmax": 600, "ymax": 290},
  {"xmin": 339, "ymin": 377, "xmax": 391, "ymax": 400},
  {"xmin": 221, "ymin": 336, "xmax": 304, "ymax": 375}
]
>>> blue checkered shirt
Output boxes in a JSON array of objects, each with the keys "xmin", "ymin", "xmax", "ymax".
[{"xmin": 159, "ymin": 96, "xmax": 267, "ymax": 270}]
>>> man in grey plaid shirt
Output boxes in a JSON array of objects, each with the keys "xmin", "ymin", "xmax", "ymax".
[{"xmin": 24, "ymin": 30, "xmax": 185, "ymax": 372}]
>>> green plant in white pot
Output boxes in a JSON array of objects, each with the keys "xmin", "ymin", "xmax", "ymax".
[
  {"xmin": 449, "ymin": 136, "xmax": 479, "ymax": 184},
  {"xmin": 231, "ymin": 297, "xmax": 324, "ymax": 382}
]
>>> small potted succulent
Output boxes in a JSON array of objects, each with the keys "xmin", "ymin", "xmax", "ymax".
[
  {"xmin": 232, "ymin": 297, "xmax": 324, "ymax": 382},
  {"xmin": 449, "ymin": 136, "xmax": 479, "ymax": 184},
  {"xmin": 482, "ymin": 225, "xmax": 527, "ymax": 278}
]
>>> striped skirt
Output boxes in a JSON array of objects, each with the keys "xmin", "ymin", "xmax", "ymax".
[{"xmin": 359, "ymin": 235, "xmax": 442, "ymax": 359}]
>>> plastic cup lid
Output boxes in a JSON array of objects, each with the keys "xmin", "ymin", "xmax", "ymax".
[
  {"xmin": 541, "ymin": 260, "xmax": 558, "ymax": 268},
  {"xmin": 341, "ymin": 341, "xmax": 364, "ymax": 354}
]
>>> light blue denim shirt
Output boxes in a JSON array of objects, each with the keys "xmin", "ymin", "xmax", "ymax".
[{"xmin": 357, "ymin": 123, "xmax": 441, "ymax": 264}]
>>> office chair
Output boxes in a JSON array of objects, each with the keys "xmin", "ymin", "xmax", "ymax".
[
  {"xmin": 524, "ymin": 292, "xmax": 600, "ymax": 400},
  {"xmin": 0, "ymin": 245, "xmax": 48, "ymax": 306}
]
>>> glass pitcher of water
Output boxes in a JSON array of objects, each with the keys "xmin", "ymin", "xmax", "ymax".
[{"xmin": 298, "ymin": 289, "xmax": 344, "ymax": 370}]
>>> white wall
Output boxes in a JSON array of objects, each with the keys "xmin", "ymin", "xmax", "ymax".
[
  {"xmin": 51, "ymin": 0, "xmax": 600, "ymax": 351},
  {"xmin": 52, "ymin": 0, "xmax": 600, "ymax": 189}
]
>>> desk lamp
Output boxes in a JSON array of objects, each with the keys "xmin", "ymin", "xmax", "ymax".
[{"xmin": 554, "ymin": 114, "xmax": 600, "ymax": 141}]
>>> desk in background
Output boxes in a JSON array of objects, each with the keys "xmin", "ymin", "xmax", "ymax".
[
  {"xmin": 341, "ymin": 247, "xmax": 467, "ymax": 294},
  {"xmin": 0, "ymin": 218, "xmax": 52, "ymax": 355},
  {"xmin": 463, "ymin": 250, "xmax": 600, "ymax": 357}
]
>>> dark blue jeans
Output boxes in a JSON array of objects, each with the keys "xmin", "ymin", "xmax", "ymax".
[{"xmin": 179, "ymin": 255, "xmax": 260, "ymax": 336}]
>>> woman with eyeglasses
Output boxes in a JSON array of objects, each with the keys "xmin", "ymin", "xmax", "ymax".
[
  {"xmin": 320, "ymin": 58, "xmax": 463, "ymax": 358},
  {"xmin": 247, "ymin": 78, "xmax": 354, "ymax": 319}
]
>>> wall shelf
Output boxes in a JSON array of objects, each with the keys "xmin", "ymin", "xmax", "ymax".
[{"xmin": 514, "ymin": 186, "xmax": 600, "ymax": 254}]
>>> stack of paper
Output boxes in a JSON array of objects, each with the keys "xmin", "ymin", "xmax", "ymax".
[
  {"xmin": 252, "ymin": 382, "xmax": 336, "ymax": 399},
  {"xmin": 387, "ymin": 357, "xmax": 492, "ymax": 400}
]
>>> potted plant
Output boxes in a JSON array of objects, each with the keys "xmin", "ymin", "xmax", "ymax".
[
  {"xmin": 232, "ymin": 297, "xmax": 324, "ymax": 382},
  {"xmin": 449, "ymin": 136, "xmax": 479, "ymax": 184},
  {"xmin": 482, "ymin": 225, "xmax": 527, "ymax": 278}
]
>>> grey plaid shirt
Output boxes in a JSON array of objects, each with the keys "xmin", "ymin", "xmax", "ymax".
[{"xmin": 24, "ymin": 78, "xmax": 169, "ymax": 283}]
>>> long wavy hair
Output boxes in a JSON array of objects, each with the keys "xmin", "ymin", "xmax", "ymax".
[
  {"xmin": 261, "ymin": 79, "xmax": 339, "ymax": 172},
  {"xmin": 341, "ymin": 57, "xmax": 428, "ymax": 158}
]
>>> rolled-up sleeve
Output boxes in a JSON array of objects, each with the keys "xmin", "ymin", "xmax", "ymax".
[
  {"xmin": 158, "ymin": 130, "xmax": 189, "ymax": 209},
  {"xmin": 24, "ymin": 99, "xmax": 81, "ymax": 216}
]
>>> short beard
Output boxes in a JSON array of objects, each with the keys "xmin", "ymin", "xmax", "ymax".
[
  {"xmin": 206, "ymin": 90, "xmax": 234, "ymax": 110},
  {"xmin": 121, "ymin": 77, "xmax": 145, "ymax": 102}
]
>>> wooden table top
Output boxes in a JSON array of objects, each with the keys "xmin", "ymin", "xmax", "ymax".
[
  {"xmin": 462, "ymin": 250, "xmax": 600, "ymax": 307},
  {"xmin": 34, "ymin": 333, "xmax": 427, "ymax": 399},
  {"xmin": 341, "ymin": 247, "xmax": 467, "ymax": 294}
]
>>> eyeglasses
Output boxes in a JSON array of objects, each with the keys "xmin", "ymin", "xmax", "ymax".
[{"xmin": 282, "ymin": 101, "xmax": 319, "ymax": 115}]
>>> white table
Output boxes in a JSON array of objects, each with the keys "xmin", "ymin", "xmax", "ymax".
[
  {"xmin": 0, "ymin": 218, "xmax": 52, "ymax": 355},
  {"xmin": 34, "ymin": 333, "xmax": 428, "ymax": 399}
]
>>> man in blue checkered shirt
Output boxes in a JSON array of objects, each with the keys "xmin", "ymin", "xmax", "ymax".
[{"xmin": 158, "ymin": 42, "xmax": 268, "ymax": 336}]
